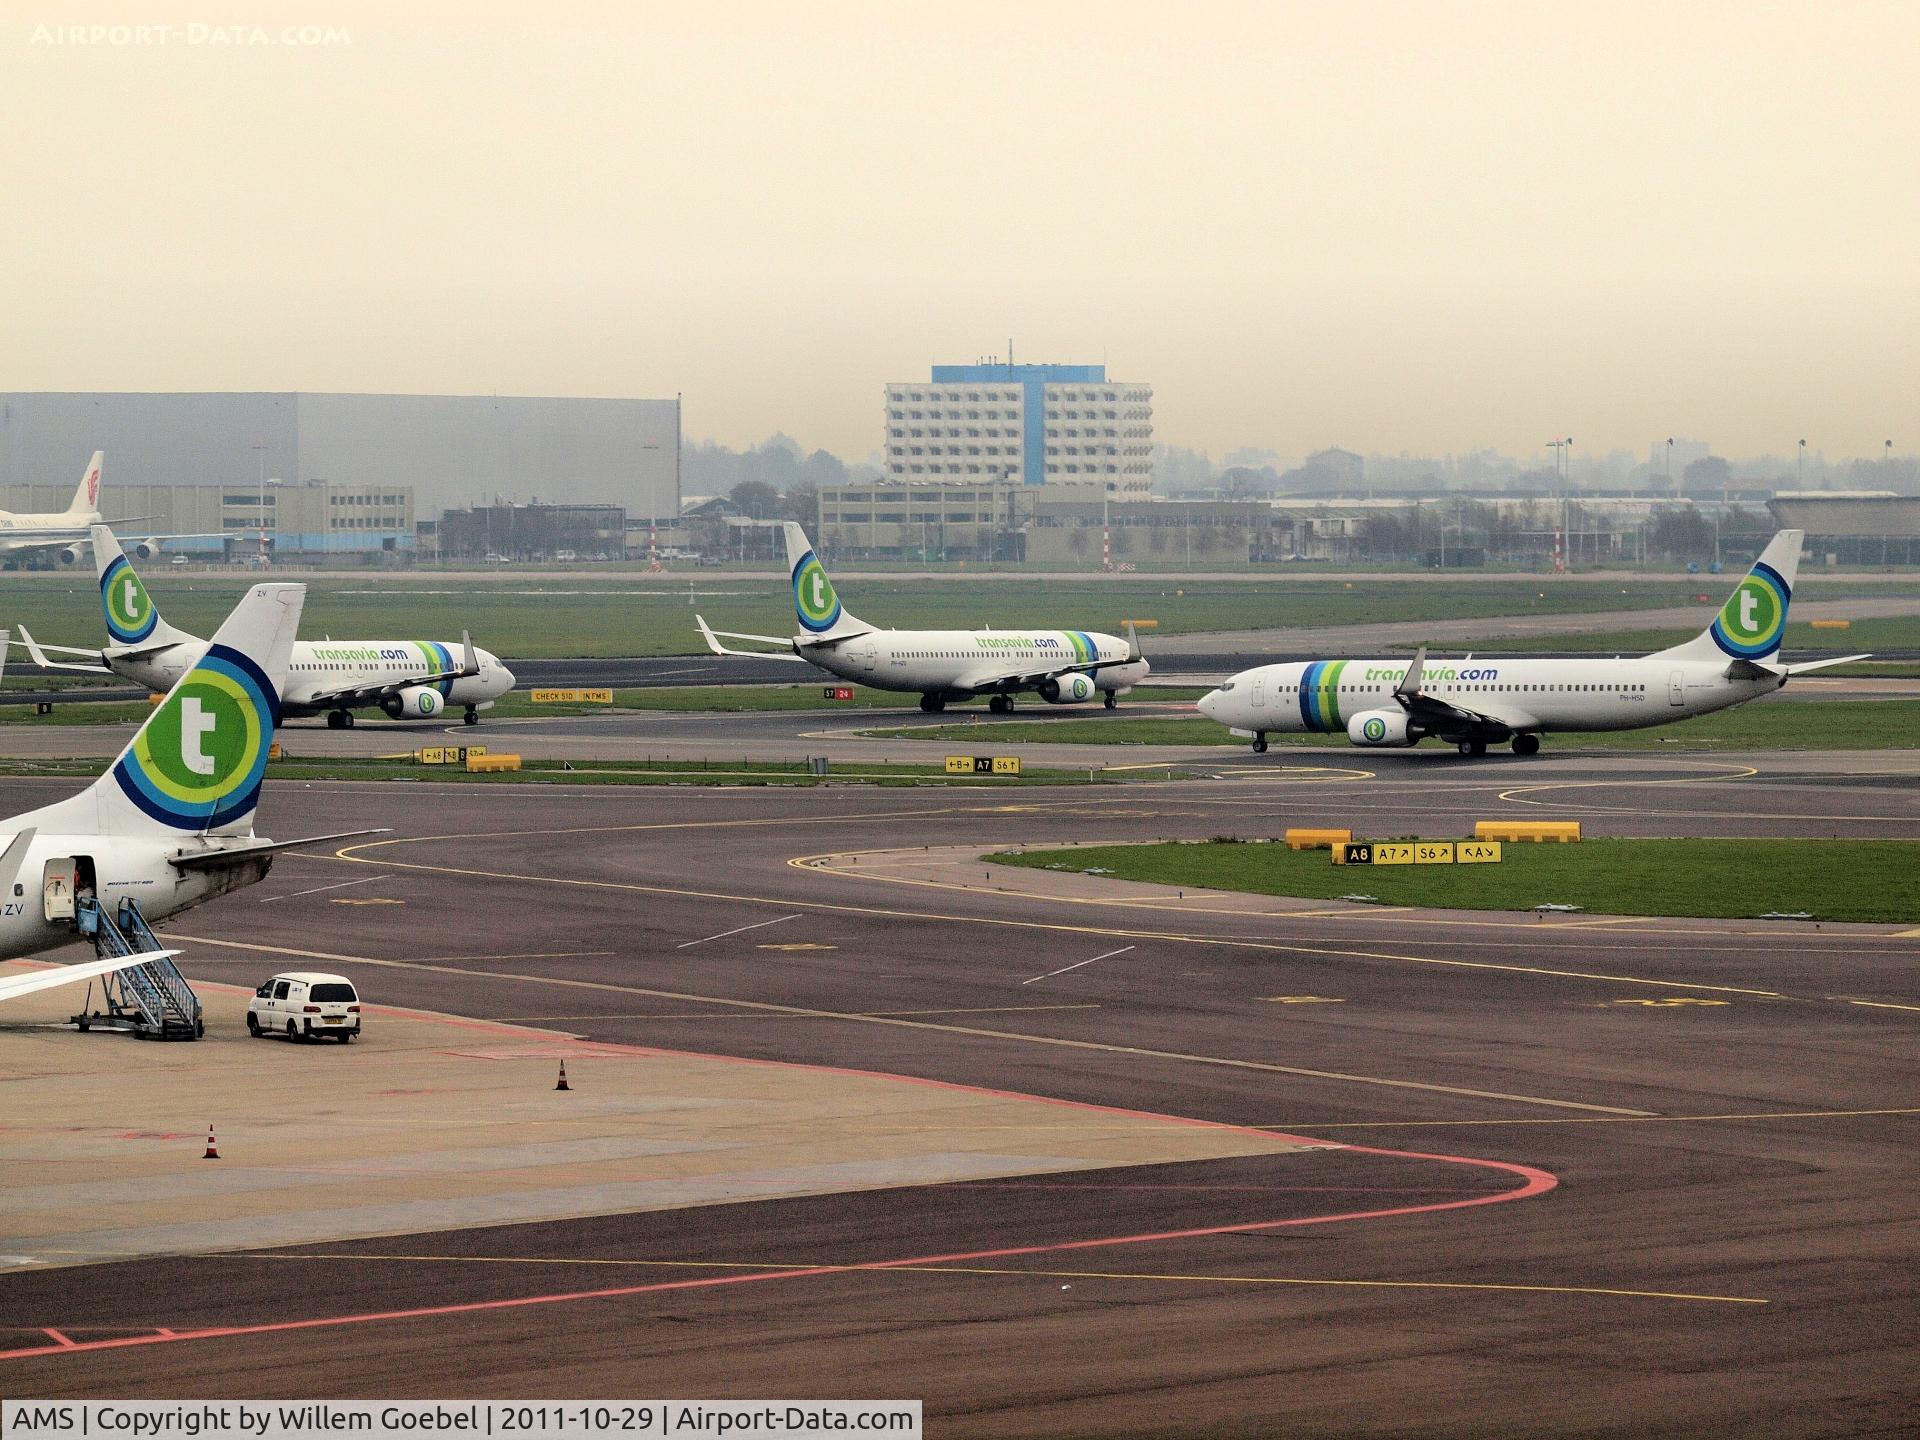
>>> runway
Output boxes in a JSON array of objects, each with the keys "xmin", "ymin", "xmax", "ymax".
[{"xmin": 1, "ymin": 766, "xmax": 1915, "ymax": 1432}]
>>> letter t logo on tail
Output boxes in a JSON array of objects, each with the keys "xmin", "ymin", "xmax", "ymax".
[{"xmin": 181, "ymin": 696, "xmax": 217, "ymax": 776}]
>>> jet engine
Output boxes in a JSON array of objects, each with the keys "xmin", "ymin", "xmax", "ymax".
[
  {"xmin": 130, "ymin": 538, "xmax": 164, "ymax": 560},
  {"xmin": 1347, "ymin": 708, "xmax": 1416, "ymax": 747},
  {"xmin": 55, "ymin": 544, "xmax": 85, "ymax": 566},
  {"xmin": 1039, "ymin": 673, "xmax": 1097, "ymax": 704},
  {"xmin": 380, "ymin": 685, "xmax": 446, "ymax": 719}
]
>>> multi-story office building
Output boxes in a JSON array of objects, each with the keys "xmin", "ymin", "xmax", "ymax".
[{"xmin": 883, "ymin": 363, "xmax": 1152, "ymax": 494}]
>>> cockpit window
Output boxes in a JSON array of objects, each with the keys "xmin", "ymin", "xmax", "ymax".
[{"xmin": 1218, "ymin": 681, "xmax": 1235, "ymax": 692}]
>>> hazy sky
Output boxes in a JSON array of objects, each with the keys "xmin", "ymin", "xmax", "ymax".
[{"xmin": 4, "ymin": 0, "xmax": 1915, "ymax": 463}]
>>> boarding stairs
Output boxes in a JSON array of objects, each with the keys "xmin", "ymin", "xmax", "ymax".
[{"xmin": 70, "ymin": 897, "xmax": 204, "ymax": 1040}]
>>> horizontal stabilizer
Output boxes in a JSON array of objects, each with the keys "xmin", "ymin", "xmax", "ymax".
[
  {"xmin": 168, "ymin": 827, "xmax": 391, "ymax": 870},
  {"xmin": 1785, "ymin": 653, "xmax": 1873, "ymax": 675},
  {"xmin": 0, "ymin": 950, "xmax": 182, "ymax": 1006}
]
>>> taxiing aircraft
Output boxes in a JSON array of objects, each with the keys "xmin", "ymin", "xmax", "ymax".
[
  {"xmin": 0, "ymin": 581, "xmax": 381, "ymax": 1007},
  {"xmin": 0, "ymin": 452, "xmax": 219, "ymax": 568},
  {"xmin": 1196, "ymin": 530, "xmax": 1868, "ymax": 756},
  {"xmin": 16, "ymin": 526, "xmax": 516, "ymax": 728},
  {"xmin": 698, "ymin": 522, "xmax": 1150, "ymax": 712}
]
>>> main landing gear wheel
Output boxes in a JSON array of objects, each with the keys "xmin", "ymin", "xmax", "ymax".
[
  {"xmin": 1251, "ymin": 735, "xmax": 1268, "ymax": 754},
  {"xmin": 464, "ymin": 706, "xmax": 479, "ymax": 726},
  {"xmin": 1103, "ymin": 691, "xmax": 1117, "ymax": 710},
  {"xmin": 326, "ymin": 710, "xmax": 354, "ymax": 730},
  {"xmin": 919, "ymin": 693, "xmax": 946, "ymax": 713},
  {"xmin": 1512, "ymin": 734, "xmax": 1541, "ymax": 756},
  {"xmin": 1457, "ymin": 740, "xmax": 1487, "ymax": 757},
  {"xmin": 989, "ymin": 695, "xmax": 1014, "ymax": 715}
]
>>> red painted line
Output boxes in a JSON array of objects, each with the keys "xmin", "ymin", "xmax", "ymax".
[
  {"xmin": 40, "ymin": 1328, "xmax": 75, "ymax": 1348},
  {"xmin": 0, "ymin": 1149, "xmax": 1553, "ymax": 1363},
  {"xmin": 0, "ymin": 1010, "xmax": 1559, "ymax": 1364}
]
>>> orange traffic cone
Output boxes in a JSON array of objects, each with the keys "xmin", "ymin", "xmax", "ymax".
[
  {"xmin": 555, "ymin": 1060, "xmax": 571, "ymax": 1092},
  {"xmin": 202, "ymin": 1123, "xmax": 220, "ymax": 1160}
]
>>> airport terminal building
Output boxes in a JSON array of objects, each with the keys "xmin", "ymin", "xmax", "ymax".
[{"xmin": 0, "ymin": 391, "xmax": 681, "ymax": 555}]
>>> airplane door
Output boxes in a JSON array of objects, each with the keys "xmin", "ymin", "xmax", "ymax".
[
  {"xmin": 861, "ymin": 641, "xmax": 878, "ymax": 673},
  {"xmin": 41, "ymin": 859, "xmax": 76, "ymax": 924},
  {"xmin": 1668, "ymin": 669, "xmax": 1685, "ymax": 706},
  {"xmin": 1251, "ymin": 676, "xmax": 1266, "ymax": 711}
]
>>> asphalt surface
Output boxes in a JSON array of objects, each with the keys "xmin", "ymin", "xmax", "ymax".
[{"xmin": 1, "ymin": 764, "xmax": 1916, "ymax": 1433}]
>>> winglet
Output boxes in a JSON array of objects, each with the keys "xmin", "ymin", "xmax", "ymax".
[
  {"xmin": 1126, "ymin": 621, "xmax": 1142, "ymax": 663},
  {"xmin": 0, "ymin": 827, "xmax": 36, "ymax": 889},
  {"xmin": 1395, "ymin": 645, "xmax": 1427, "ymax": 700},
  {"xmin": 460, "ymin": 629, "xmax": 478, "ymax": 677},
  {"xmin": 695, "ymin": 614, "xmax": 724, "ymax": 656},
  {"xmin": 17, "ymin": 625, "xmax": 52, "ymax": 670}
]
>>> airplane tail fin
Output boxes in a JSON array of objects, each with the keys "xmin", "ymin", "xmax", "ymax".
[
  {"xmin": 1653, "ymin": 530, "xmax": 1803, "ymax": 664},
  {"xmin": 93, "ymin": 526, "xmax": 198, "ymax": 651},
  {"xmin": 20, "ymin": 583, "xmax": 304, "ymax": 839},
  {"xmin": 69, "ymin": 451, "xmax": 103, "ymax": 516},
  {"xmin": 783, "ymin": 522, "xmax": 871, "ymax": 642}
]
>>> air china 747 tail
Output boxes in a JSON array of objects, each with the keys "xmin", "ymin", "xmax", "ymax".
[{"xmin": 1197, "ymin": 530, "xmax": 1869, "ymax": 757}]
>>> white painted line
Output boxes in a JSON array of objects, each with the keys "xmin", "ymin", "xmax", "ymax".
[
  {"xmin": 259, "ymin": 875, "xmax": 389, "ymax": 905},
  {"xmin": 676, "ymin": 914, "xmax": 803, "ymax": 950},
  {"xmin": 1023, "ymin": 945, "xmax": 1135, "ymax": 985}
]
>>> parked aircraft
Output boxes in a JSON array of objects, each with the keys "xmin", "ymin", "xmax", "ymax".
[
  {"xmin": 16, "ymin": 526, "xmax": 516, "ymax": 727},
  {"xmin": 697, "ymin": 522, "xmax": 1150, "ymax": 712},
  {"xmin": 0, "ymin": 581, "xmax": 379, "ymax": 1007},
  {"xmin": 0, "ymin": 453, "xmax": 218, "ymax": 568},
  {"xmin": 1197, "ymin": 531, "xmax": 1866, "ymax": 755}
]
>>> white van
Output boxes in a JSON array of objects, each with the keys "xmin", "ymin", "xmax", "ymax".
[{"xmin": 247, "ymin": 971, "xmax": 362, "ymax": 1043}]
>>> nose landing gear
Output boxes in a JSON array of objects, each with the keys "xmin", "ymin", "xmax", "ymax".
[{"xmin": 1251, "ymin": 734, "xmax": 1268, "ymax": 754}]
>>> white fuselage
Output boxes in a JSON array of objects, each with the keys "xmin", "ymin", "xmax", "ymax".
[
  {"xmin": 1199, "ymin": 654, "xmax": 1783, "ymax": 741},
  {"xmin": 106, "ymin": 639, "xmax": 515, "ymax": 715},
  {"xmin": 0, "ymin": 508, "xmax": 102, "ymax": 560},
  {"xmin": 0, "ymin": 829, "xmax": 272, "ymax": 963},
  {"xmin": 801, "ymin": 628, "xmax": 1149, "ymax": 699}
]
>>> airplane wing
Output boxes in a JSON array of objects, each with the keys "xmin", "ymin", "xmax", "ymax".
[
  {"xmin": 167, "ymin": 827, "xmax": 392, "ymax": 871},
  {"xmin": 12, "ymin": 625, "xmax": 113, "ymax": 674},
  {"xmin": 695, "ymin": 615, "xmax": 810, "ymax": 662},
  {"xmin": 0, "ymin": 950, "xmax": 185, "ymax": 1006},
  {"xmin": 291, "ymin": 632, "xmax": 482, "ymax": 710},
  {"xmin": 1389, "ymin": 646, "xmax": 1531, "ymax": 741},
  {"xmin": 958, "ymin": 622, "xmax": 1148, "ymax": 695}
]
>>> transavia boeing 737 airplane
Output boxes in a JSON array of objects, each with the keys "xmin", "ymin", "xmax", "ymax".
[
  {"xmin": 0, "ymin": 582, "xmax": 383, "ymax": 1011},
  {"xmin": 698, "ymin": 522, "xmax": 1150, "ymax": 712},
  {"xmin": 15, "ymin": 526, "xmax": 516, "ymax": 728},
  {"xmin": 1197, "ymin": 530, "xmax": 1869, "ymax": 756}
]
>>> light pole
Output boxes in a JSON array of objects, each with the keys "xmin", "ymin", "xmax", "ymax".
[
  {"xmin": 259, "ymin": 475, "xmax": 281, "ymax": 566},
  {"xmin": 1797, "ymin": 438, "xmax": 1806, "ymax": 488},
  {"xmin": 1665, "ymin": 437, "xmax": 1673, "ymax": 493}
]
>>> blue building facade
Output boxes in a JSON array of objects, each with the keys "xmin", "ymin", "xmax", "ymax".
[{"xmin": 928, "ymin": 364, "xmax": 1106, "ymax": 487}]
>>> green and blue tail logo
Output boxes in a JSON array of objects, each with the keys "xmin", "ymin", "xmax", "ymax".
[
  {"xmin": 1710, "ymin": 561, "xmax": 1791, "ymax": 659},
  {"xmin": 112, "ymin": 644, "xmax": 277, "ymax": 830},
  {"xmin": 100, "ymin": 555, "xmax": 157, "ymax": 645},
  {"xmin": 793, "ymin": 549, "xmax": 842, "ymax": 634}
]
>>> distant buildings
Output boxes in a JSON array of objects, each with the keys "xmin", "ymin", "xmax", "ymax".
[
  {"xmin": 0, "ymin": 391, "xmax": 680, "ymax": 555},
  {"xmin": 883, "ymin": 363, "xmax": 1152, "ymax": 493}
]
